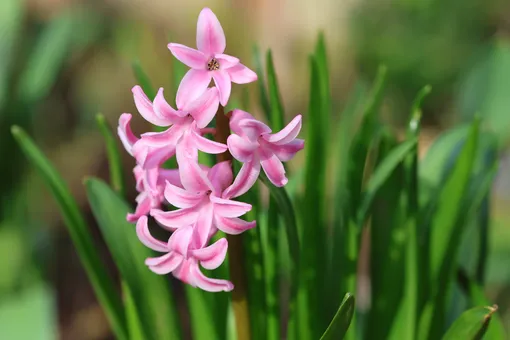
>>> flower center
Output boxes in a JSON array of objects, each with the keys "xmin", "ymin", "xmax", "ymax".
[{"xmin": 207, "ymin": 58, "xmax": 220, "ymax": 71}]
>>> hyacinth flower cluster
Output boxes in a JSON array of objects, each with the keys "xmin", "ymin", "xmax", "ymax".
[{"xmin": 118, "ymin": 8, "xmax": 304, "ymax": 292}]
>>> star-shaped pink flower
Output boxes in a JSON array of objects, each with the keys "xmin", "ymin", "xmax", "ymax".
[
  {"xmin": 136, "ymin": 216, "xmax": 233, "ymax": 292},
  {"xmin": 151, "ymin": 161, "xmax": 256, "ymax": 250},
  {"xmin": 224, "ymin": 109, "xmax": 304, "ymax": 198},
  {"xmin": 168, "ymin": 7, "xmax": 257, "ymax": 107}
]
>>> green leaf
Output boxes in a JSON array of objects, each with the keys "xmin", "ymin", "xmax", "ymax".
[
  {"xmin": 132, "ymin": 60, "xmax": 156, "ymax": 100},
  {"xmin": 95, "ymin": 114, "xmax": 125, "ymax": 196},
  {"xmin": 442, "ymin": 305, "xmax": 498, "ymax": 340},
  {"xmin": 85, "ymin": 178, "xmax": 181, "ymax": 340},
  {"xmin": 468, "ymin": 283, "xmax": 506, "ymax": 339},
  {"xmin": 266, "ymin": 49, "xmax": 285, "ymax": 130},
  {"xmin": 320, "ymin": 293, "xmax": 355, "ymax": 340},
  {"xmin": 356, "ymin": 139, "xmax": 417, "ymax": 226},
  {"xmin": 11, "ymin": 126, "xmax": 128, "ymax": 340},
  {"xmin": 252, "ymin": 45, "xmax": 271, "ymax": 119},
  {"xmin": 185, "ymin": 287, "xmax": 224, "ymax": 340},
  {"xmin": 427, "ymin": 118, "xmax": 481, "ymax": 339}
]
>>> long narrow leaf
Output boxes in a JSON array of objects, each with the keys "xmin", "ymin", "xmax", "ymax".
[
  {"xmin": 86, "ymin": 178, "xmax": 181, "ymax": 340},
  {"xmin": 320, "ymin": 293, "xmax": 355, "ymax": 340},
  {"xmin": 11, "ymin": 126, "xmax": 128, "ymax": 340},
  {"xmin": 442, "ymin": 305, "xmax": 498, "ymax": 340}
]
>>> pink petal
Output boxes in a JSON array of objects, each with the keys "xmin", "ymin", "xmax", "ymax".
[
  {"xmin": 169, "ymin": 225, "xmax": 194, "ymax": 256},
  {"xmin": 214, "ymin": 54, "xmax": 239, "ymax": 70},
  {"xmin": 215, "ymin": 216, "xmax": 256, "ymax": 235},
  {"xmin": 136, "ymin": 216, "xmax": 168, "ymax": 252},
  {"xmin": 212, "ymin": 70, "xmax": 231, "ymax": 106},
  {"xmin": 260, "ymin": 152, "xmax": 288, "ymax": 187},
  {"xmin": 127, "ymin": 192, "xmax": 155, "ymax": 223},
  {"xmin": 271, "ymin": 139, "xmax": 305, "ymax": 161},
  {"xmin": 208, "ymin": 161, "xmax": 233, "ymax": 193},
  {"xmin": 210, "ymin": 195, "xmax": 252, "ymax": 218},
  {"xmin": 176, "ymin": 69, "xmax": 212, "ymax": 109},
  {"xmin": 191, "ymin": 238, "xmax": 228, "ymax": 270},
  {"xmin": 164, "ymin": 180, "xmax": 204, "ymax": 209},
  {"xmin": 238, "ymin": 117, "xmax": 272, "ymax": 141},
  {"xmin": 118, "ymin": 113, "xmax": 138, "ymax": 155},
  {"xmin": 222, "ymin": 160, "xmax": 260, "ymax": 199},
  {"xmin": 134, "ymin": 166, "xmax": 145, "ymax": 192},
  {"xmin": 154, "ymin": 88, "xmax": 189, "ymax": 125},
  {"xmin": 190, "ymin": 127, "xmax": 227, "ymax": 154},
  {"xmin": 143, "ymin": 167, "xmax": 160, "ymax": 197},
  {"xmin": 159, "ymin": 169, "xmax": 182, "ymax": 187},
  {"xmin": 227, "ymin": 134, "xmax": 258, "ymax": 162},
  {"xmin": 167, "ymin": 43, "xmax": 207, "ymax": 69},
  {"xmin": 196, "ymin": 8, "xmax": 226, "ymax": 55},
  {"xmin": 132, "ymin": 86, "xmax": 171, "ymax": 126},
  {"xmin": 189, "ymin": 260, "xmax": 234, "ymax": 292},
  {"xmin": 264, "ymin": 115, "xmax": 302, "ymax": 145},
  {"xmin": 173, "ymin": 259, "xmax": 192, "ymax": 284},
  {"xmin": 184, "ymin": 87, "xmax": 219, "ymax": 128},
  {"xmin": 133, "ymin": 139, "xmax": 175, "ymax": 169},
  {"xmin": 151, "ymin": 208, "xmax": 199, "ymax": 230},
  {"xmin": 176, "ymin": 146, "xmax": 214, "ymax": 192},
  {"xmin": 191, "ymin": 203, "xmax": 214, "ymax": 249},
  {"xmin": 146, "ymin": 252, "xmax": 183, "ymax": 275},
  {"xmin": 228, "ymin": 63, "xmax": 258, "ymax": 84}
]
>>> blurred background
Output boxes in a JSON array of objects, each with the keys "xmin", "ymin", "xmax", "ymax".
[{"xmin": 1, "ymin": 0, "xmax": 510, "ymax": 339}]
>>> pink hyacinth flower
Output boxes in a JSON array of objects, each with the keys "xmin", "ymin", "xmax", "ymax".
[
  {"xmin": 130, "ymin": 85, "xmax": 227, "ymax": 170},
  {"xmin": 136, "ymin": 216, "xmax": 233, "ymax": 292},
  {"xmin": 224, "ymin": 109, "xmax": 304, "ymax": 198},
  {"xmin": 168, "ymin": 7, "xmax": 257, "ymax": 106},
  {"xmin": 151, "ymin": 161, "xmax": 256, "ymax": 249}
]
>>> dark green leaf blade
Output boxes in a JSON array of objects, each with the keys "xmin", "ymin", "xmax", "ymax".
[
  {"xmin": 11, "ymin": 126, "xmax": 128, "ymax": 340},
  {"xmin": 442, "ymin": 305, "xmax": 498, "ymax": 340},
  {"xmin": 320, "ymin": 293, "xmax": 355, "ymax": 340},
  {"xmin": 85, "ymin": 178, "xmax": 181, "ymax": 340}
]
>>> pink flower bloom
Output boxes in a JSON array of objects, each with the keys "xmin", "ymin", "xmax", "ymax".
[
  {"xmin": 224, "ymin": 109, "xmax": 304, "ymax": 198},
  {"xmin": 151, "ymin": 161, "xmax": 255, "ymax": 249},
  {"xmin": 168, "ymin": 7, "xmax": 257, "ymax": 107},
  {"xmin": 131, "ymin": 85, "xmax": 227, "ymax": 169},
  {"xmin": 126, "ymin": 166, "xmax": 181, "ymax": 223},
  {"xmin": 136, "ymin": 216, "xmax": 233, "ymax": 292}
]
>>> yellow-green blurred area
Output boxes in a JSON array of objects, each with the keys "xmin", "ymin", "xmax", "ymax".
[{"xmin": 1, "ymin": 0, "xmax": 510, "ymax": 339}]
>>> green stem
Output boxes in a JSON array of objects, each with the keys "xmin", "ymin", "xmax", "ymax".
[{"xmin": 214, "ymin": 106, "xmax": 251, "ymax": 340}]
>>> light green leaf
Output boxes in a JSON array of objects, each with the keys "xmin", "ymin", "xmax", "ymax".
[
  {"xmin": 469, "ymin": 283, "xmax": 506, "ymax": 339},
  {"xmin": 85, "ymin": 178, "xmax": 181, "ymax": 340},
  {"xmin": 320, "ymin": 293, "xmax": 355, "ymax": 340},
  {"xmin": 11, "ymin": 126, "xmax": 128, "ymax": 340},
  {"xmin": 442, "ymin": 305, "xmax": 497, "ymax": 340},
  {"xmin": 96, "ymin": 114, "xmax": 125, "ymax": 196}
]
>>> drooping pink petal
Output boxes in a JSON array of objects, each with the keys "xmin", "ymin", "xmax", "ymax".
[
  {"xmin": 238, "ymin": 117, "xmax": 272, "ymax": 141},
  {"xmin": 208, "ymin": 161, "xmax": 233, "ymax": 193},
  {"xmin": 167, "ymin": 43, "xmax": 208, "ymax": 69},
  {"xmin": 168, "ymin": 225, "xmax": 194, "ymax": 256},
  {"xmin": 190, "ymin": 127, "xmax": 227, "ymax": 154},
  {"xmin": 164, "ymin": 181, "xmax": 204, "ymax": 209},
  {"xmin": 192, "ymin": 202, "xmax": 214, "ymax": 249},
  {"xmin": 191, "ymin": 238, "xmax": 228, "ymax": 270},
  {"xmin": 227, "ymin": 134, "xmax": 257, "ymax": 162},
  {"xmin": 136, "ymin": 216, "xmax": 168, "ymax": 252},
  {"xmin": 214, "ymin": 54, "xmax": 239, "ymax": 69},
  {"xmin": 228, "ymin": 63, "xmax": 258, "ymax": 84},
  {"xmin": 229, "ymin": 109, "xmax": 257, "ymax": 136},
  {"xmin": 196, "ymin": 8, "xmax": 226, "ymax": 55},
  {"xmin": 151, "ymin": 208, "xmax": 199, "ymax": 230},
  {"xmin": 159, "ymin": 169, "xmax": 182, "ymax": 187},
  {"xmin": 176, "ymin": 69, "xmax": 212, "ymax": 109},
  {"xmin": 222, "ymin": 160, "xmax": 260, "ymax": 199},
  {"xmin": 127, "ymin": 192, "xmax": 155, "ymax": 223},
  {"xmin": 184, "ymin": 87, "xmax": 219, "ymax": 128},
  {"xmin": 210, "ymin": 195, "xmax": 252, "ymax": 218},
  {"xmin": 154, "ymin": 88, "xmax": 189, "ymax": 125},
  {"xmin": 144, "ymin": 167, "xmax": 160, "ymax": 197},
  {"xmin": 260, "ymin": 152, "xmax": 288, "ymax": 187},
  {"xmin": 132, "ymin": 86, "xmax": 172, "ymax": 127},
  {"xmin": 134, "ymin": 166, "xmax": 144, "ymax": 192},
  {"xmin": 189, "ymin": 260, "xmax": 234, "ymax": 292},
  {"xmin": 146, "ymin": 252, "xmax": 183, "ymax": 275},
  {"xmin": 264, "ymin": 115, "xmax": 302, "ymax": 145},
  {"xmin": 215, "ymin": 216, "xmax": 256, "ymax": 235},
  {"xmin": 176, "ymin": 147, "xmax": 213, "ymax": 192},
  {"xmin": 173, "ymin": 259, "xmax": 192, "ymax": 284},
  {"xmin": 118, "ymin": 113, "xmax": 138, "ymax": 155},
  {"xmin": 133, "ymin": 138, "xmax": 176, "ymax": 169},
  {"xmin": 271, "ymin": 139, "xmax": 305, "ymax": 161},
  {"xmin": 212, "ymin": 70, "xmax": 231, "ymax": 106}
]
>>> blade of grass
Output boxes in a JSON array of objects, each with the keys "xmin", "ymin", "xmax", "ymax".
[
  {"xmin": 132, "ymin": 60, "xmax": 156, "ymax": 100},
  {"xmin": 86, "ymin": 178, "xmax": 182, "ymax": 340},
  {"xmin": 442, "ymin": 305, "xmax": 498, "ymax": 340},
  {"xmin": 320, "ymin": 293, "xmax": 355, "ymax": 340},
  {"xmin": 252, "ymin": 45, "xmax": 271, "ymax": 119},
  {"xmin": 468, "ymin": 281, "xmax": 506, "ymax": 339},
  {"xmin": 11, "ymin": 126, "xmax": 128, "ymax": 340}
]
